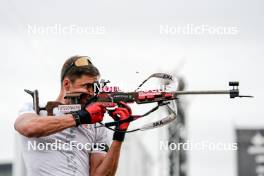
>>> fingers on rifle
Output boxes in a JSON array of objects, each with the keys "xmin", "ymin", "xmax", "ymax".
[
  {"xmin": 113, "ymin": 108, "xmax": 128, "ymax": 118},
  {"xmin": 119, "ymin": 101, "xmax": 132, "ymax": 114},
  {"xmin": 100, "ymin": 102, "xmax": 117, "ymax": 108}
]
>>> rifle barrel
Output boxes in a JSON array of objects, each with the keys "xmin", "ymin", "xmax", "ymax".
[{"xmin": 174, "ymin": 90, "xmax": 231, "ymax": 95}]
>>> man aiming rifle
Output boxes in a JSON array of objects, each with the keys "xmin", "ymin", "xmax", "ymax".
[
  {"xmin": 14, "ymin": 56, "xmax": 129, "ymax": 176},
  {"xmin": 14, "ymin": 55, "xmax": 252, "ymax": 176}
]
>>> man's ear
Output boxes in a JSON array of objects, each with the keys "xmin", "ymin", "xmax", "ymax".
[{"xmin": 63, "ymin": 78, "xmax": 71, "ymax": 91}]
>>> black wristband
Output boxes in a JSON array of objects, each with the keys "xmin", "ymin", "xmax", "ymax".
[
  {"xmin": 76, "ymin": 109, "xmax": 92, "ymax": 124},
  {"xmin": 71, "ymin": 110, "xmax": 92, "ymax": 126},
  {"xmin": 113, "ymin": 131, "xmax": 126, "ymax": 142},
  {"xmin": 70, "ymin": 111, "xmax": 81, "ymax": 127}
]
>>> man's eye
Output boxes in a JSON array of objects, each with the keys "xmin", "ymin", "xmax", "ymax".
[{"xmin": 82, "ymin": 83, "xmax": 94, "ymax": 89}]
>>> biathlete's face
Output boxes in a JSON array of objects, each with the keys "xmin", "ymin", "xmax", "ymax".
[{"xmin": 63, "ymin": 74, "xmax": 98, "ymax": 97}]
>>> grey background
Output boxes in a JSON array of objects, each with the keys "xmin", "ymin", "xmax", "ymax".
[{"xmin": 0, "ymin": 0, "xmax": 263, "ymax": 175}]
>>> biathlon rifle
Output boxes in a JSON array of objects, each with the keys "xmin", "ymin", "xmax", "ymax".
[{"xmin": 24, "ymin": 73, "xmax": 253, "ymax": 133}]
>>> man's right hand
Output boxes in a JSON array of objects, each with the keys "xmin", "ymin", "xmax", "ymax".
[
  {"xmin": 109, "ymin": 101, "xmax": 132, "ymax": 142},
  {"xmin": 71, "ymin": 102, "xmax": 115, "ymax": 126}
]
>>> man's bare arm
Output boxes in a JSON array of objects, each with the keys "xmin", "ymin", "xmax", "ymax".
[
  {"xmin": 89, "ymin": 101, "xmax": 133, "ymax": 176},
  {"xmin": 14, "ymin": 113, "xmax": 76, "ymax": 138},
  {"xmin": 90, "ymin": 141, "xmax": 122, "ymax": 176}
]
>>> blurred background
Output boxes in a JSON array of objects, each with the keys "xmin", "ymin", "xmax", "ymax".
[{"xmin": 0, "ymin": 0, "xmax": 263, "ymax": 175}]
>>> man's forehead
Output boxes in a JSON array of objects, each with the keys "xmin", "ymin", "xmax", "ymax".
[{"xmin": 75, "ymin": 75, "xmax": 98, "ymax": 83}]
